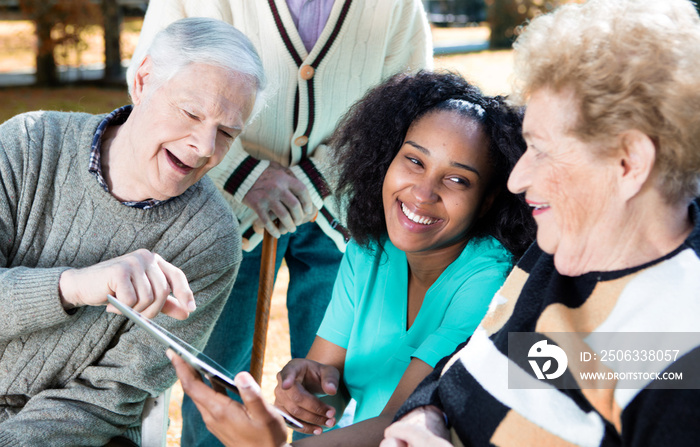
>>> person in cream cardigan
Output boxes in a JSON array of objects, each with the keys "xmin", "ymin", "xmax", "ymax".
[{"xmin": 127, "ymin": 2, "xmax": 432, "ymax": 446}]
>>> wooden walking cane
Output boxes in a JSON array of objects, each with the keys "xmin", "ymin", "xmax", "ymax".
[{"xmin": 250, "ymin": 230, "xmax": 277, "ymax": 384}]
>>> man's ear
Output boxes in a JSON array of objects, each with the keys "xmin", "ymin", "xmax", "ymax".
[
  {"xmin": 617, "ymin": 129, "xmax": 656, "ymax": 200},
  {"xmin": 131, "ymin": 56, "xmax": 153, "ymax": 106}
]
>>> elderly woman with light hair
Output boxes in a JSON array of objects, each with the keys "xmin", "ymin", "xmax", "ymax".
[{"xmin": 378, "ymin": 0, "xmax": 700, "ymax": 446}]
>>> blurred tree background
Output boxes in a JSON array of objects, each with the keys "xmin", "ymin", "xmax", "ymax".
[
  {"xmin": 486, "ymin": 0, "xmax": 573, "ymax": 49},
  {"xmin": 424, "ymin": 0, "xmax": 487, "ymax": 26},
  {"xmin": 4, "ymin": 0, "xmax": 127, "ymax": 86},
  {"xmin": 3, "ymin": 0, "xmax": 592, "ymax": 87},
  {"xmin": 19, "ymin": 0, "xmax": 101, "ymax": 86},
  {"xmin": 102, "ymin": 0, "xmax": 123, "ymax": 83},
  {"xmin": 0, "ymin": 0, "xmax": 587, "ymax": 130},
  {"xmin": 424, "ymin": 0, "xmax": 580, "ymax": 49}
]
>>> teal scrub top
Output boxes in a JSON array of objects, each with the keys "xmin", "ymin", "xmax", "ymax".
[{"xmin": 316, "ymin": 235, "xmax": 513, "ymax": 423}]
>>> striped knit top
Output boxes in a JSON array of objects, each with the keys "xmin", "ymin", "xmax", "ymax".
[{"xmin": 397, "ymin": 201, "xmax": 700, "ymax": 446}]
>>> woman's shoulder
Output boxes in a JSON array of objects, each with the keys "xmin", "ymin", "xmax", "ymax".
[
  {"xmin": 463, "ymin": 235, "xmax": 515, "ymax": 266},
  {"xmin": 432, "ymin": 237, "xmax": 515, "ymax": 289},
  {"xmin": 346, "ymin": 236, "xmax": 394, "ymax": 259},
  {"xmin": 342, "ymin": 237, "xmax": 409, "ymax": 280}
]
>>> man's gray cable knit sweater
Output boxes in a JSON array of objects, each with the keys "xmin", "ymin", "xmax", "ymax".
[{"xmin": 0, "ymin": 111, "xmax": 241, "ymax": 446}]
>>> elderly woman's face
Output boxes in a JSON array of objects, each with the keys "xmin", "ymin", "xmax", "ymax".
[
  {"xmin": 127, "ymin": 62, "xmax": 257, "ymax": 201},
  {"xmin": 508, "ymin": 88, "xmax": 622, "ymax": 276}
]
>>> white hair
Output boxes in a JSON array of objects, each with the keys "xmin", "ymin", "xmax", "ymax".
[{"xmin": 133, "ymin": 17, "xmax": 268, "ymax": 121}]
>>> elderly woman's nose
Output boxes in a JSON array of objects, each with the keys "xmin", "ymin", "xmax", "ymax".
[{"xmin": 507, "ymin": 151, "xmax": 531, "ymax": 194}]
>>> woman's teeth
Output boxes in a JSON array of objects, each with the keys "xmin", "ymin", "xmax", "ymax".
[{"xmin": 401, "ymin": 202, "xmax": 438, "ymax": 225}]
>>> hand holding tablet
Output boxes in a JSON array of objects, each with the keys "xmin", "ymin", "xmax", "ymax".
[{"xmin": 106, "ymin": 295, "xmax": 303, "ymax": 429}]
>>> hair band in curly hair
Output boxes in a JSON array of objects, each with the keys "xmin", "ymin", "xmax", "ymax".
[{"xmin": 441, "ymin": 98, "xmax": 486, "ymax": 118}]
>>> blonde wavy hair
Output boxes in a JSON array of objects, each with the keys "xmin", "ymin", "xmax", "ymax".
[{"xmin": 511, "ymin": 0, "xmax": 700, "ymax": 202}]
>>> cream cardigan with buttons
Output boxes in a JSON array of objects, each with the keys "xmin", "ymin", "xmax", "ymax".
[{"xmin": 128, "ymin": 0, "xmax": 433, "ymax": 251}]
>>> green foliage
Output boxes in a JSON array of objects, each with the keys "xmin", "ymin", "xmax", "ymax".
[{"xmin": 486, "ymin": 0, "xmax": 571, "ymax": 49}]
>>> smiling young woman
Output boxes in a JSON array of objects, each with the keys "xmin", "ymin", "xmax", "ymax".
[
  {"xmin": 383, "ymin": 109, "xmax": 494, "ymax": 260},
  {"xmin": 287, "ymin": 74, "xmax": 535, "ymax": 442}
]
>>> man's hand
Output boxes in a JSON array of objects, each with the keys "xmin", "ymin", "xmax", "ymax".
[
  {"xmin": 243, "ymin": 161, "xmax": 316, "ymax": 238},
  {"xmin": 274, "ymin": 358, "xmax": 339, "ymax": 434},
  {"xmin": 58, "ymin": 249, "xmax": 195, "ymax": 320},
  {"xmin": 169, "ymin": 351, "xmax": 289, "ymax": 447}
]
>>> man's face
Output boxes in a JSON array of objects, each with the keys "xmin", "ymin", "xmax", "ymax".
[{"xmin": 123, "ymin": 61, "xmax": 257, "ymax": 201}]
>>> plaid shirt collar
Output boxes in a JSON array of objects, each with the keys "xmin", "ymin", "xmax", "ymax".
[{"xmin": 88, "ymin": 105, "xmax": 169, "ymax": 210}]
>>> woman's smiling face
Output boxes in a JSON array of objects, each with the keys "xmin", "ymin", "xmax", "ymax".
[{"xmin": 382, "ymin": 109, "xmax": 494, "ymax": 259}]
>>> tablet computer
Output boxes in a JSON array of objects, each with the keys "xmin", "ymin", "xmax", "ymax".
[{"xmin": 106, "ymin": 295, "xmax": 303, "ymax": 429}]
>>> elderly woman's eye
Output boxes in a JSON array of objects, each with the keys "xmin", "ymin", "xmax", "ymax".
[
  {"xmin": 219, "ymin": 129, "xmax": 233, "ymax": 139},
  {"xmin": 184, "ymin": 110, "xmax": 198, "ymax": 120},
  {"xmin": 529, "ymin": 145, "xmax": 546, "ymax": 159}
]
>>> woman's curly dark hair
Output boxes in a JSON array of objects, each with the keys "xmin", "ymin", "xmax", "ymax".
[{"xmin": 331, "ymin": 70, "xmax": 536, "ymax": 259}]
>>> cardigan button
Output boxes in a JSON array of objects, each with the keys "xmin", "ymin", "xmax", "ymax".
[
  {"xmin": 300, "ymin": 65, "xmax": 315, "ymax": 80},
  {"xmin": 294, "ymin": 135, "xmax": 309, "ymax": 147}
]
